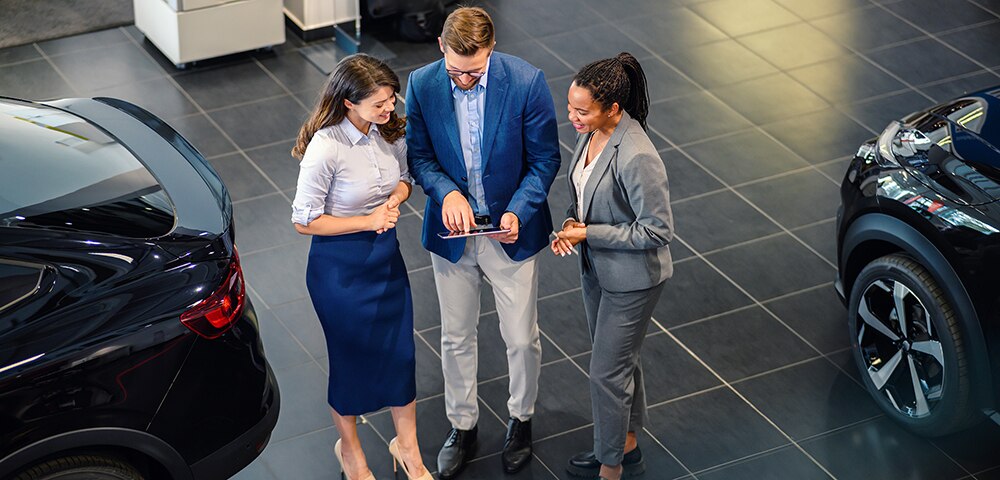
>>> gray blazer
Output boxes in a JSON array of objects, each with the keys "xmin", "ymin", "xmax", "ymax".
[{"xmin": 566, "ymin": 112, "xmax": 673, "ymax": 293}]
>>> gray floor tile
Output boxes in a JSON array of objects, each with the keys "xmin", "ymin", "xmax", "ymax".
[
  {"xmin": 671, "ymin": 190, "xmax": 783, "ymax": 252},
  {"xmin": 705, "ymin": 234, "xmax": 835, "ymax": 301},
  {"xmin": 763, "ymin": 284, "xmax": 847, "ymax": 353},
  {"xmin": 802, "ymin": 417, "xmax": 967, "ymax": 480},
  {"xmin": 645, "ymin": 387, "xmax": 788, "ymax": 472},
  {"xmin": 672, "ymin": 306, "xmax": 817, "ymax": 382},
  {"xmin": 648, "ymin": 91, "xmax": 753, "ymax": 145},
  {"xmin": 712, "ymin": 73, "xmax": 829, "ymax": 125},
  {"xmin": 685, "ymin": 129, "xmax": 810, "ymax": 184},
  {"xmin": 210, "ymin": 153, "xmax": 280, "ymax": 204},
  {"xmin": 733, "ymin": 358, "xmax": 881, "ymax": 439},
  {"xmin": 651, "ymin": 256, "xmax": 755, "ymax": 328},
  {"xmin": 49, "ymin": 41, "xmax": 163, "ymax": 91},
  {"xmin": 173, "ymin": 61, "xmax": 285, "ymax": 110},
  {"xmin": 788, "ymin": 54, "xmax": 908, "ymax": 104},
  {"xmin": 208, "ymin": 95, "xmax": 307, "ymax": 150},
  {"xmin": 244, "ymin": 140, "xmax": 300, "ymax": 191},
  {"xmin": 738, "ymin": 23, "xmax": 850, "ymax": 70},
  {"xmin": 662, "ymin": 39, "xmax": 778, "ymax": 89},
  {"xmin": 0, "ymin": 44, "xmax": 41, "ymax": 66},
  {"xmin": 811, "ymin": 5, "xmax": 925, "ymax": 53},
  {"xmin": 538, "ymin": 24, "xmax": 649, "ymax": 70},
  {"xmin": 0, "ymin": 58, "xmax": 76, "ymax": 99},
  {"xmin": 697, "ymin": 445, "xmax": 830, "ymax": 479},
  {"xmin": 689, "ymin": 0, "xmax": 801, "ymax": 37},
  {"xmin": 736, "ymin": 169, "xmax": 840, "ymax": 229}
]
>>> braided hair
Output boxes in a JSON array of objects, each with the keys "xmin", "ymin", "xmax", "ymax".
[{"xmin": 572, "ymin": 52, "xmax": 649, "ymax": 131}]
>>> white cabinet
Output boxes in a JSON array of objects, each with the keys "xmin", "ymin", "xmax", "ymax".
[
  {"xmin": 283, "ymin": 0, "xmax": 358, "ymax": 36},
  {"xmin": 134, "ymin": 0, "xmax": 286, "ymax": 68}
]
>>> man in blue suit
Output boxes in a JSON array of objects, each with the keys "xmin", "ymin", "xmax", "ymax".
[{"xmin": 406, "ymin": 6, "xmax": 560, "ymax": 479}]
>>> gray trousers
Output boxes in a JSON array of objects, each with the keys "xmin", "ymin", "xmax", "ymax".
[
  {"xmin": 431, "ymin": 236, "xmax": 542, "ymax": 430},
  {"xmin": 582, "ymin": 255, "xmax": 665, "ymax": 466}
]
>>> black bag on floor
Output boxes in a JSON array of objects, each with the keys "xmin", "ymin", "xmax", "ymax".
[{"xmin": 396, "ymin": 0, "xmax": 444, "ymax": 42}]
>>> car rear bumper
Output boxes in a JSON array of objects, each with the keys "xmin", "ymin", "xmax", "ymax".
[
  {"xmin": 146, "ymin": 300, "xmax": 280, "ymax": 476},
  {"xmin": 190, "ymin": 365, "xmax": 280, "ymax": 480}
]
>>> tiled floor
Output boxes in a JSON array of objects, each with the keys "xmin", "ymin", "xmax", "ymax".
[{"xmin": 4, "ymin": 0, "xmax": 1000, "ymax": 478}]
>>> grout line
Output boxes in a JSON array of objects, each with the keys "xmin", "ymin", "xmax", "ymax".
[
  {"xmin": 652, "ymin": 125, "xmax": 839, "ymax": 270},
  {"xmin": 865, "ymin": 0, "xmax": 1000, "ymax": 83},
  {"xmin": 687, "ymin": 442, "xmax": 799, "ymax": 477},
  {"xmin": 205, "ymin": 135, "xmax": 294, "ymax": 161},
  {"xmin": 231, "ymin": 190, "xmax": 287, "ymax": 206},
  {"xmin": 652, "ymin": 318, "xmax": 838, "ymax": 479},
  {"xmin": 671, "ymin": 232, "xmax": 865, "ymax": 389},
  {"xmin": 245, "ymin": 283, "xmax": 271, "ymax": 311},
  {"xmin": 254, "ymin": 56, "xmax": 313, "ymax": 112},
  {"xmin": 31, "ymin": 44, "xmax": 81, "ymax": 96}
]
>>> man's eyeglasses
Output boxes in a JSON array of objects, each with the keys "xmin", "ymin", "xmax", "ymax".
[{"xmin": 446, "ymin": 68, "xmax": 486, "ymax": 79}]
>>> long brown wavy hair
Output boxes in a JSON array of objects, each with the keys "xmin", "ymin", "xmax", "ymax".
[{"xmin": 292, "ymin": 54, "xmax": 406, "ymax": 159}]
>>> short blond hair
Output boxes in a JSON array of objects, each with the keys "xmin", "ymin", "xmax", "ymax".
[{"xmin": 441, "ymin": 7, "xmax": 494, "ymax": 56}]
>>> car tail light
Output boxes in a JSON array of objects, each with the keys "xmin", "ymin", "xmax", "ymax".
[{"xmin": 180, "ymin": 251, "xmax": 246, "ymax": 339}]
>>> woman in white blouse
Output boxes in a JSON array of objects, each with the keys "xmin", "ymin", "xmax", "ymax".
[{"xmin": 291, "ymin": 54, "xmax": 430, "ymax": 480}]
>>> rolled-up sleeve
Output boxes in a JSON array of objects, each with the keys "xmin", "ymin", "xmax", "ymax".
[
  {"xmin": 291, "ymin": 133, "xmax": 337, "ymax": 226},
  {"xmin": 391, "ymin": 138, "xmax": 413, "ymax": 184}
]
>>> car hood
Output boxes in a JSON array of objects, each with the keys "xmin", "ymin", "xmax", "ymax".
[{"xmin": 899, "ymin": 86, "xmax": 1000, "ymax": 206}]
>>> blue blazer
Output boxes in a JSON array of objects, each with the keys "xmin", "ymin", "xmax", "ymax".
[{"xmin": 406, "ymin": 52, "xmax": 561, "ymax": 263}]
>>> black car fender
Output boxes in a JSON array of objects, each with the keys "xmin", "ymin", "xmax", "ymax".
[
  {"xmin": 841, "ymin": 212, "xmax": 995, "ymax": 412},
  {"xmin": 0, "ymin": 427, "xmax": 193, "ymax": 480}
]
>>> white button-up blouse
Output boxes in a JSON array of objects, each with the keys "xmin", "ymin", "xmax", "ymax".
[{"xmin": 291, "ymin": 118, "xmax": 412, "ymax": 226}]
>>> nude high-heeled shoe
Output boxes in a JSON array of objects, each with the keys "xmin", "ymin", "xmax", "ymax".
[
  {"xmin": 335, "ymin": 439, "xmax": 376, "ymax": 480},
  {"xmin": 388, "ymin": 437, "xmax": 431, "ymax": 480}
]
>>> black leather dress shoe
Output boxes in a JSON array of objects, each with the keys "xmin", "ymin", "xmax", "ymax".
[
  {"xmin": 502, "ymin": 417, "xmax": 532, "ymax": 473},
  {"xmin": 437, "ymin": 425, "xmax": 477, "ymax": 479},
  {"xmin": 567, "ymin": 446, "xmax": 644, "ymax": 478}
]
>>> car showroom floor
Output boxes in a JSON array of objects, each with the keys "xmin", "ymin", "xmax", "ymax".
[{"xmin": 3, "ymin": 0, "xmax": 1000, "ymax": 478}]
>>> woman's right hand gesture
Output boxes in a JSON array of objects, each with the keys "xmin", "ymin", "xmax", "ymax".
[
  {"xmin": 551, "ymin": 220, "xmax": 585, "ymax": 257},
  {"xmin": 370, "ymin": 197, "xmax": 401, "ymax": 234}
]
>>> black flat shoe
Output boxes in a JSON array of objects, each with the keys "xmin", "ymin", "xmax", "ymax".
[
  {"xmin": 437, "ymin": 425, "xmax": 477, "ymax": 479},
  {"xmin": 501, "ymin": 417, "xmax": 532, "ymax": 473},
  {"xmin": 567, "ymin": 446, "xmax": 644, "ymax": 478}
]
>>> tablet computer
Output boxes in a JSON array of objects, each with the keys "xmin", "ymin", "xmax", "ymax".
[{"xmin": 437, "ymin": 226, "xmax": 511, "ymax": 239}]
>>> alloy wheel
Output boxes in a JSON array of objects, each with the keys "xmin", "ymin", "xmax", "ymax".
[{"xmin": 856, "ymin": 278, "xmax": 945, "ymax": 418}]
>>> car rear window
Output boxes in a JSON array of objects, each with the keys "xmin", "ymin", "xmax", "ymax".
[{"xmin": 0, "ymin": 98, "xmax": 175, "ymax": 238}]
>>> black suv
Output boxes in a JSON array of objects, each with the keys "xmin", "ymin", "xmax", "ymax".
[
  {"xmin": 837, "ymin": 85, "xmax": 1000, "ymax": 436},
  {"xmin": 0, "ymin": 96, "xmax": 279, "ymax": 479}
]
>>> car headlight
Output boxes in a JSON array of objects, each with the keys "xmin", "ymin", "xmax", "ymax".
[
  {"xmin": 876, "ymin": 121, "xmax": 902, "ymax": 165},
  {"xmin": 874, "ymin": 121, "xmax": 933, "ymax": 166}
]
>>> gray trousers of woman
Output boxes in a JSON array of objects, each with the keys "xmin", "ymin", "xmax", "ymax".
[{"xmin": 581, "ymin": 255, "xmax": 666, "ymax": 466}]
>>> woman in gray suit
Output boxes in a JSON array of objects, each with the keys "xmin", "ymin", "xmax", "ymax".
[{"xmin": 552, "ymin": 52, "xmax": 673, "ymax": 480}]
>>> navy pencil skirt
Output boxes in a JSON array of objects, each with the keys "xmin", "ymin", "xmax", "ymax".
[{"xmin": 305, "ymin": 229, "xmax": 416, "ymax": 415}]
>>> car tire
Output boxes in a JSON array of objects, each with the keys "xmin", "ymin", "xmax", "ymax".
[
  {"xmin": 13, "ymin": 454, "xmax": 144, "ymax": 480},
  {"xmin": 848, "ymin": 254, "xmax": 980, "ymax": 436}
]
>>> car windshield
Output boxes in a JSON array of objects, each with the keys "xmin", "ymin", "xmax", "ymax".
[{"xmin": 0, "ymin": 98, "xmax": 175, "ymax": 238}]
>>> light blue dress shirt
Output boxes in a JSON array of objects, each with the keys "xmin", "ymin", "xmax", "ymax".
[
  {"xmin": 451, "ymin": 58, "xmax": 490, "ymax": 217},
  {"xmin": 291, "ymin": 118, "xmax": 411, "ymax": 225}
]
